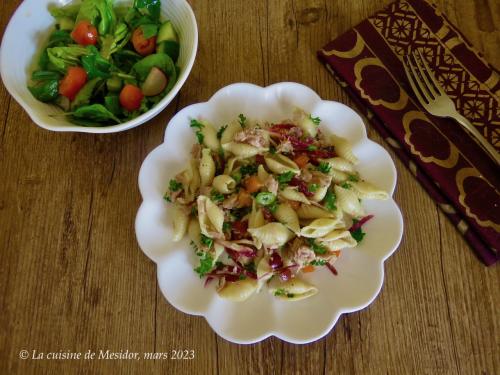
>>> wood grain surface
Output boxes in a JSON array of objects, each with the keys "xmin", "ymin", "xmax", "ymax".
[{"xmin": 0, "ymin": 0, "xmax": 498, "ymax": 374}]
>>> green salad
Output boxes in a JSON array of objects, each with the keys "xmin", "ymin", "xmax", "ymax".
[{"xmin": 28, "ymin": 0, "xmax": 180, "ymax": 127}]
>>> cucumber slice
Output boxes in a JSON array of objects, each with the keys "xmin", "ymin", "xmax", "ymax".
[
  {"xmin": 157, "ymin": 41, "xmax": 179, "ymax": 62},
  {"xmin": 106, "ymin": 77, "xmax": 123, "ymax": 92},
  {"xmin": 157, "ymin": 21, "xmax": 178, "ymax": 44}
]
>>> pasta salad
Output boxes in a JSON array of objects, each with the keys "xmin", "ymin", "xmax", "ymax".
[{"xmin": 164, "ymin": 109, "xmax": 388, "ymax": 302}]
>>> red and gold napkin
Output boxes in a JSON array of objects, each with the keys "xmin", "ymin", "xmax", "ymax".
[{"xmin": 318, "ymin": 0, "xmax": 499, "ymax": 265}]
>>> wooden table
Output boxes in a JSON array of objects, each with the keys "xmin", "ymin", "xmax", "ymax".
[{"xmin": 0, "ymin": 0, "xmax": 498, "ymax": 374}]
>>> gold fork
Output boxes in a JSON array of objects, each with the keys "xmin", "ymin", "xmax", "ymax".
[{"xmin": 403, "ymin": 51, "xmax": 499, "ymax": 165}]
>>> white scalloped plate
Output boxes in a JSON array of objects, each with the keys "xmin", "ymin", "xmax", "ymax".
[{"xmin": 135, "ymin": 82, "xmax": 403, "ymax": 344}]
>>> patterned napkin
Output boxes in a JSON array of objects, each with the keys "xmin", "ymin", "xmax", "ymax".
[{"xmin": 318, "ymin": 0, "xmax": 499, "ymax": 265}]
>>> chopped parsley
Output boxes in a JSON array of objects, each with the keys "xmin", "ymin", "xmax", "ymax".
[
  {"xmin": 277, "ymin": 171, "xmax": 295, "ymax": 187},
  {"xmin": 210, "ymin": 189, "xmax": 225, "ymax": 203},
  {"xmin": 274, "ymin": 288, "xmax": 295, "ymax": 298},
  {"xmin": 269, "ymin": 145, "xmax": 277, "ymax": 154},
  {"xmin": 267, "ymin": 200, "xmax": 279, "ymax": 213},
  {"xmin": 306, "ymin": 238, "xmax": 327, "ymax": 255},
  {"xmin": 163, "ymin": 194, "xmax": 172, "ymax": 203},
  {"xmin": 190, "ymin": 119, "xmax": 205, "ymax": 144},
  {"xmin": 189, "ymin": 240, "xmax": 199, "ymax": 252},
  {"xmin": 341, "ymin": 182, "xmax": 352, "ymax": 189},
  {"xmin": 169, "ymin": 179, "xmax": 183, "ymax": 192},
  {"xmin": 307, "ymin": 145, "xmax": 317, "ymax": 151},
  {"xmin": 239, "ymin": 164, "xmax": 258, "ymax": 177},
  {"xmin": 348, "ymin": 174, "xmax": 359, "ymax": 182},
  {"xmin": 308, "ymin": 183, "xmax": 319, "ymax": 192},
  {"xmin": 194, "ymin": 252, "xmax": 214, "ymax": 278},
  {"xmin": 310, "ymin": 259, "xmax": 327, "ymax": 266},
  {"xmin": 244, "ymin": 261, "xmax": 256, "ymax": 274},
  {"xmin": 222, "ymin": 221, "xmax": 232, "ymax": 233},
  {"xmin": 324, "ymin": 189, "xmax": 337, "ymax": 211},
  {"xmin": 317, "ymin": 161, "xmax": 332, "ymax": 174},
  {"xmin": 256, "ymin": 192, "xmax": 276, "ymax": 206},
  {"xmin": 239, "ymin": 274, "xmax": 247, "ymax": 280},
  {"xmin": 350, "ymin": 219, "xmax": 366, "ymax": 243},
  {"xmin": 238, "ymin": 113, "xmax": 247, "ymax": 128},
  {"xmin": 309, "ymin": 114, "xmax": 321, "ymax": 126},
  {"xmin": 200, "ymin": 234, "xmax": 214, "ymax": 249},
  {"xmin": 217, "ymin": 124, "xmax": 228, "ymax": 139}
]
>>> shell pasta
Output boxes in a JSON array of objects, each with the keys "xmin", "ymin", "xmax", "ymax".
[{"xmin": 164, "ymin": 111, "xmax": 387, "ymax": 302}]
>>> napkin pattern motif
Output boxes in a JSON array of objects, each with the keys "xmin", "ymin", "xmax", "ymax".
[{"xmin": 318, "ymin": 0, "xmax": 499, "ymax": 265}]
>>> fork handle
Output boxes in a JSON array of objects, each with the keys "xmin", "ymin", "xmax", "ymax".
[{"xmin": 453, "ymin": 113, "xmax": 500, "ymax": 165}]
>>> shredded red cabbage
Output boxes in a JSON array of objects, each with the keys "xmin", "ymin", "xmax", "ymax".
[{"xmin": 349, "ymin": 215, "xmax": 374, "ymax": 232}]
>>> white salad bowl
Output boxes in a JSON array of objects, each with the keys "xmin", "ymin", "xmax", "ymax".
[
  {"xmin": 0, "ymin": 0, "xmax": 197, "ymax": 133},
  {"xmin": 135, "ymin": 82, "xmax": 404, "ymax": 344}
]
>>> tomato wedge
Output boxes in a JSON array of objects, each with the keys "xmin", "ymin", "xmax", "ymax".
[
  {"xmin": 59, "ymin": 67, "xmax": 88, "ymax": 101},
  {"xmin": 132, "ymin": 28, "xmax": 157, "ymax": 56},
  {"xmin": 71, "ymin": 20, "xmax": 98, "ymax": 46},
  {"xmin": 119, "ymin": 84, "xmax": 144, "ymax": 111}
]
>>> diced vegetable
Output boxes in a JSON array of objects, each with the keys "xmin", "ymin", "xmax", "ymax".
[
  {"xmin": 244, "ymin": 176, "xmax": 263, "ymax": 193},
  {"xmin": 71, "ymin": 20, "xmax": 98, "ymax": 46},
  {"xmin": 59, "ymin": 66, "xmax": 88, "ymax": 101},
  {"xmin": 132, "ymin": 27, "xmax": 157, "ymax": 56},
  {"xmin": 119, "ymin": 84, "xmax": 144, "ymax": 111}
]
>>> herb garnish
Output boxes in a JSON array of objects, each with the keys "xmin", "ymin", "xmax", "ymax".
[
  {"xmin": 217, "ymin": 124, "xmax": 228, "ymax": 139},
  {"xmin": 194, "ymin": 252, "xmax": 214, "ymax": 278},
  {"xmin": 277, "ymin": 171, "xmax": 295, "ymax": 187},
  {"xmin": 190, "ymin": 119, "xmax": 204, "ymax": 144},
  {"xmin": 324, "ymin": 189, "xmax": 337, "ymax": 211},
  {"xmin": 310, "ymin": 259, "xmax": 327, "ymax": 266},
  {"xmin": 210, "ymin": 189, "xmax": 225, "ymax": 203},
  {"xmin": 306, "ymin": 238, "xmax": 327, "ymax": 255},
  {"xmin": 200, "ymin": 234, "xmax": 214, "ymax": 249},
  {"xmin": 238, "ymin": 113, "xmax": 247, "ymax": 128},
  {"xmin": 350, "ymin": 219, "xmax": 366, "ymax": 243},
  {"xmin": 169, "ymin": 179, "xmax": 183, "ymax": 192},
  {"xmin": 340, "ymin": 182, "xmax": 351, "ymax": 189},
  {"xmin": 309, "ymin": 114, "xmax": 321, "ymax": 126},
  {"xmin": 317, "ymin": 161, "xmax": 332, "ymax": 174},
  {"xmin": 308, "ymin": 183, "xmax": 319, "ymax": 192},
  {"xmin": 348, "ymin": 174, "xmax": 359, "ymax": 182}
]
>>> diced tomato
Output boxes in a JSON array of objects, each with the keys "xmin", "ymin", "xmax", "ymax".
[
  {"xmin": 289, "ymin": 177, "xmax": 314, "ymax": 197},
  {"xmin": 132, "ymin": 28, "xmax": 157, "ymax": 56},
  {"xmin": 308, "ymin": 148, "xmax": 337, "ymax": 163},
  {"xmin": 59, "ymin": 67, "xmax": 88, "ymax": 101},
  {"xmin": 231, "ymin": 220, "xmax": 248, "ymax": 240},
  {"xmin": 71, "ymin": 20, "xmax": 98, "ymax": 46},
  {"xmin": 293, "ymin": 154, "xmax": 309, "ymax": 168},
  {"xmin": 119, "ymin": 84, "xmax": 144, "ymax": 111},
  {"xmin": 244, "ymin": 176, "xmax": 263, "ymax": 193},
  {"xmin": 302, "ymin": 265, "xmax": 315, "ymax": 273}
]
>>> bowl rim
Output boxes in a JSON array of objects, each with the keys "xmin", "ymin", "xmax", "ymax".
[
  {"xmin": 0, "ymin": 0, "xmax": 199, "ymax": 134},
  {"xmin": 135, "ymin": 81, "xmax": 404, "ymax": 344}
]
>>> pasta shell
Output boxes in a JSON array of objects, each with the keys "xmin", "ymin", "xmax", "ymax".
[
  {"xmin": 256, "ymin": 256, "xmax": 273, "ymax": 292},
  {"xmin": 351, "ymin": 181, "xmax": 389, "ymax": 200},
  {"xmin": 320, "ymin": 157, "xmax": 355, "ymax": 173},
  {"xmin": 220, "ymin": 122, "xmax": 241, "ymax": 145},
  {"xmin": 329, "ymin": 169, "xmax": 349, "ymax": 184},
  {"xmin": 197, "ymin": 195, "xmax": 225, "ymax": 237},
  {"xmin": 217, "ymin": 278, "xmax": 257, "ymax": 301},
  {"xmin": 175, "ymin": 160, "xmax": 201, "ymax": 204},
  {"xmin": 212, "ymin": 175, "xmax": 237, "ymax": 194},
  {"xmin": 310, "ymin": 184, "xmax": 329, "ymax": 202},
  {"xmin": 223, "ymin": 157, "xmax": 238, "ymax": 175},
  {"xmin": 328, "ymin": 134, "xmax": 358, "ymax": 164},
  {"xmin": 200, "ymin": 121, "xmax": 220, "ymax": 152},
  {"xmin": 264, "ymin": 154, "xmax": 300, "ymax": 175},
  {"xmin": 268, "ymin": 278, "xmax": 318, "ymax": 301},
  {"xmin": 248, "ymin": 222, "xmax": 294, "ymax": 248},
  {"xmin": 334, "ymin": 185, "xmax": 365, "ymax": 218},
  {"xmin": 199, "ymin": 148, "xmax": 216, "ymax": 186},
  {"xmin": 248, "ymin": 201, "xmax": 266, "ymax": 229},
  {"xmin": 171, "ymin": 205, "xmax": 189, "ymax": 242},
  {"xmin": 280, "ymin": 187, "xmax": 310, "ymax": 204},
  {"xmin": 299, "ymin": 115, "xmax": 318, "ymax": 137},
  {"xmin": 297, "ymin": 204, "xmax": 337, "ymax": 219},
  {"xmin": 273, "ymin": 203, "xmax": 300, "ymax": 233},
  {"xmin": 318, "ymin": 230, "xmax": 357, "ymax": 250},
  {"xmin": 300, "ymin": 218, "xmax": 342, "ymax": 238},
  {"xmin": 187, "ymin": 218, "xmax": 202, "ymax": 247},
  {"xmin": 222, "ymin": 142, "xmax": 266, "ymax": 158},
  {"xmin": 257, "ymin": 164, "xmax": 270, "ymax": 183}
]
